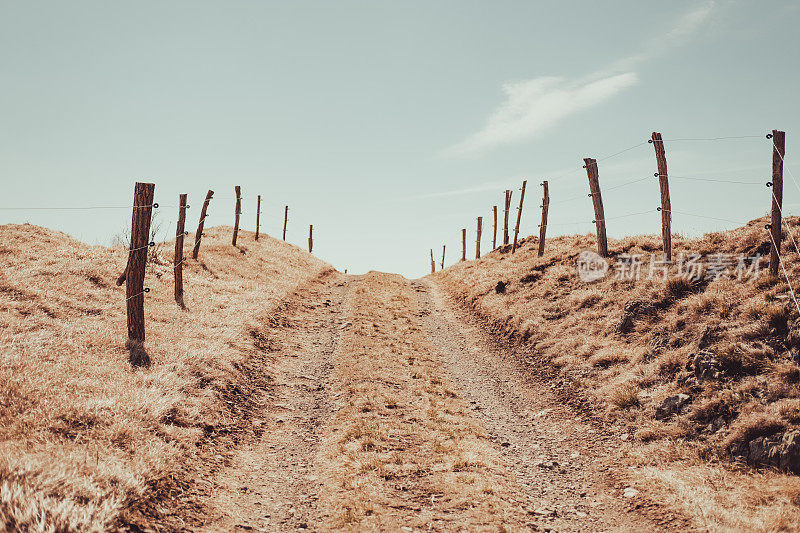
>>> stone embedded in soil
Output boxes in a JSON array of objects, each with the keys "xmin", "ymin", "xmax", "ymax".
[{"xmin": 655, "ymin": 393, "xmax": 691, "ymax": 419}]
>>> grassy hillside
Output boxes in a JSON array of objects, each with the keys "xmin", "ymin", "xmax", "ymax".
[
  {"xmin": 0, "ymin": 224, "xmax": 330, "ymax": 531},
  {"xmin": 434, "ymin": 217, "xmax": 800, "ymax": 530}
]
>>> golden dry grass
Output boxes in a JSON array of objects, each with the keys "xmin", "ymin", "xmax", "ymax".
[
  {"xmin": 316, "ymin": 272, "xmax": 533, "ymax": 531},
  {"xmin": 434, "ymin": 217, "xmax": 800, "ymax": 531},
  {"xmin": 0, "ymin": 223, "xmax": 329, "ymax": 531}
]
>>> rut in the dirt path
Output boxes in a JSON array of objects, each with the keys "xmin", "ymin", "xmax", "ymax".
[
  {"xmin": 200, "ymin": 272, "xmax": 351, "ymax": 532},
  {"xmin": 413, "ymin": 279, "xmax": 685, "ymax": 532}
]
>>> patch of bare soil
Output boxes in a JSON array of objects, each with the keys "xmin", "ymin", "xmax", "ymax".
[
  {"xmin": 415, "ymin": 279, "xmax": 691, "ymax": 532},
  {"xmin": 198, "ymin": 271, "xmax": 350, "ymax": 531}
]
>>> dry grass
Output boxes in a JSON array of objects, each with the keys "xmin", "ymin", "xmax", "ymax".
[
  {"xmin": 0, "ymin": 223, "xmax": 329, "ymax": 531},
  {"xmin": 434, "ymin": 217, "xmax": 800, "ymax": 530},
  {"xmin": 316, "ymin": 272, "xmax": 533, "ymax": 531}
]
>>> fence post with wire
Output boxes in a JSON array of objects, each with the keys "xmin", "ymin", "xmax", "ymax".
[
  {"xmin": 193, "ymin": 190, "xmax": 214, "ymax": 259},
  {"xmin": 476, "ymin": 216, "xmax": 482, "ymax": 259},
  {"xmin": 651, "ymin": 132, "xmax": 673, "ymax": 262},
  {"xmin": 512, "ymin": 179, "xmax": 527, "ymax": 254},
  {"xmin": 255, "ymin": 194, "xmax": 261, "ymax": 241},
  {"xmin": 441, "ymin": 245, "xmax": 445, "ymax": 270},
  {"xmin": 232, "ymin": 185, "xmax": 242, "ymax": 246},
  {"xmin": 430, "ymin": 249, "xmax": 435, "ymax": 274},
  {"xmin": 283, "ymin": 205, "xmax": 289, "ymax": 241},
  {"xmin": 121, "ymin": 182, "xmax": 155, "ymax": 347},
  {"xmin": 584, "ymin": 158, "xmax": 609, "ymax": 257},
  {"xmin": 769, "ymin": 130, "xmax": 786, "ymax": 277},
  {"xmin": 492, "ymin": 205, "xmax": 498, "ymax": 250},
  {"xmin": 538, "ymin": 180, "xmax": 549, "ymax": 257},
  {"xmin": 503, "ymin": 190, "xmax": 512, "ymax": 246},
  {"xmin": 461, "ymin": 228, "xmax": 466, "ymax": 261},
  {"xmin": 308, "ymin": 224, "xmax": 313, "ymax": 253},
  {"xmin": 174, "ymin": 194, "xmax": 187, "ymax": 309}
]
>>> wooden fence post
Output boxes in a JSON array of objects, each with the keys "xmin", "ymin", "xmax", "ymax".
[
  {"xmin": 476, "ymin": 216, "xmax": 482, "ymax": 259},
  {"xmin": 283, "ymin": 206, "xmax": 289, "ymax": 241},
  {"xmin": 255, "ymin": 194, "xmax": 261, "ymax": 241},
  {"xmin": 441, "ymin": 245, "xmax": 446, "ymax": 270},
  {"xmin": 651, "ymin": 132, "xmax": 672, "ymax": 261},
  {"xmin": 430, "ymin": 249, "xmax": 435, "ymax": 273},
  {"xmin": 770, "ymin": 129, "xmax": 786, "ymax": 277},
  {"xmin": 512, "ymin": 180, "xmax": 527, "ymax": 253},
  {"xmin": 503, "ymin": 190, "xmax": 512, "ymax": 245},
  {"xmin": 538, "ymin": 181, "xmax": 549, "ymax": 257},
  {"xmin": 192, "ymin": 190, "xmax": 214, "ymax": 259},
  {"xmin": 308, "ymin": 224, "xmax": 313, "ymax": 253},
  {"xmin": 232, "ymin": 186, "xmax": 242, "ymax": 246},
  {"xmin": 461, "ymin": 228, "xmax": 466, "ymax": 261},
  {"xmin": 124, "ymin": 182, "xmax": 155, "ymax": 344},
  {"xmin": 584, "ymin": 158, "xmax": 608, "ymax": 257},
  {"xmin": 493, "ymin": 205, "xmax": 498, "ymax": 249},
  {"xmin": 174, "ymin": 194, "xmax": 187, "ymax": 308}
]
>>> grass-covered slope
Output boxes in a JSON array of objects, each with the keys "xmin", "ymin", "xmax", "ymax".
[
  {"xmin": 0, "ymin": 223, "xmax": 330, "ymax": 531},
  {"xmin": 434, "ymin": 217, "xmax": 800, "ymax": 530}
]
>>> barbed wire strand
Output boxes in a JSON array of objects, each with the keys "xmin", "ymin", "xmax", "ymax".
[
  {"xmin": 670, "ymin": 175, "xmax": 763, "ymax": 185},
  {"xmin": 766, "ymin": 229, "xmax": 800, "ymax": 316}
]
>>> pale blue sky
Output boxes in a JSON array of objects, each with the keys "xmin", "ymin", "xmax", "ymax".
[{"xmin": 1, "ymin": 1, "xmax": 798, "ymax": 277}]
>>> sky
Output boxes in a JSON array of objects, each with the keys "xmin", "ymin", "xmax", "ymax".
[{"xmin": 1, "ymin": 1, "xmax": 799, "ymax": 278}]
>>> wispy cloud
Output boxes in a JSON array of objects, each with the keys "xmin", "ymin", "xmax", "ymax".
[{"xmin": 443, "ymin": 2, "xmax": 715, "ymax": 157}]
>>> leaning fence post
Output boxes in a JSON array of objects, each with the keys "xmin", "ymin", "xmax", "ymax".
[
  {"xmin": 123, "ymin": 182, "xmax": 155, "ymax": 344},
  {"xmin": 461, "ymin": 228, "xmax": 466, "ymax": 261},
  {"xmin": 255, "ymin": 194, "xmax": 261, "ymax": 241},
  {"xmin": 174, "ymin": 194, "xmax": 187, "ymax": 308},
  {"xmin": 441, "ymin": 245, "xmax": 446, "ymax": 270},
  {"xmin": 651, "ymin": 132, "xmax": 672, "ymax": 262},
  {"xmin": 512, "ymin": 180, "xmax": 527, "ymax": 253},
  {"xmin": 493, "ymin": 205, "xmax": 498, "ymax": 249},
  {"xmin": 476, "ymin": 216, "xmax": 482, "ymax": 259},
  {"xmin": 283, "ymin": 206, "xmax": 289, "ymax": 241},
  {"xmin": 232, "ymin": 186, "xmax": 242, "ymax": 246},
  {"xmin": 430, "ymin": 249, "xmax": 435, "ymax": 273},
  {"xmin": 538, "ymin": 181, "xmax": 549, "ymax": 257},
  {"xmin": 308, "ymin": 224, "xmax": 313, "ymax": 253},
  {"xmin": 769, "ymin": 129, "xmax": 786, "ymax": 277},
  {"xmin": 503, "ymin": 190, "xmax": 512, "ymax": 245},
  {"xmin": 584, "ymin": 158, "xmax": 608, "ymax": 257},
  {"xmin": 192, "ymin": 190, "xmax": 214, "ymax": 259}
]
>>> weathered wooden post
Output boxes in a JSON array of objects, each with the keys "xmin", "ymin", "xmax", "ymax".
[
  {"xmin": 769, "ymin": 129, "xmax": 786, "ymax": 277},
  {"xmin": 503, "ymin": 190, "xmax": 512, "ymax": 245},
  {"xmin": 651, "ymin": 132, "xmax": 672, "ymax": 261},
  {"xmin": 122, "ymin": 182, "xmax": 155, "ymax": 345},
  {"xmin": 441, "ymin": 245, "xmax": 446, "ymax": 270},
  {"xmin": 538, "ymin": 181, "xmax": 549, "ymax": 257},
  {"xmin": 430, "ymin": 249, "xmax": 435, "ymax": 274},
  {"xmin": 492, "ymin": 205, "xmax": 498, "ymax": 249},
  {"xmin": 461, "ymin": 228, "xmax": 466, "ymax": 261},
  {"xmin": 255, "ymin": 194, "xmax": 261, "ymax": 241},
  {"xmin": 308, "ymin": 224, "xmax": 313, "ymax": 253},
  {"xmin": 283, "ymin": 206, "xmax": 289, "ymax": 241},
  {"xmin": 512, "ymin": 180, "xmax": 527, "ymax": 253},
  {"xmin": 476, "ymin": 216, "xmax": 482, "ymax": 259},
  {"xmin": 584, "ymin": 158, "xmax": 608, "ymax": 257},
  {"xmin": 174, "ymin": 194, "xmax": 187, "ymax": 308},
  {"xmin": 232, "ymin": 186, "xmax": 242, "ymax": 246},
  {"xmin": 192, "ymin": 190, "xmax": 214, "ymax": 259}
]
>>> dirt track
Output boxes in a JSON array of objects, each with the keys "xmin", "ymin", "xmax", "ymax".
[{"xmin": 199, "ymin": 271, "xmax": 682, "ymax": 531}]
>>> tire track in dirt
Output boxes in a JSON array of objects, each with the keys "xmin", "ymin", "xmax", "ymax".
[
  {"xmin": 414, "ymin": 279, "xmax": 679, "ymax": 532},
  {"xmin": 199, "ymin": 271, "xmax": 351, "ymax": 532}
]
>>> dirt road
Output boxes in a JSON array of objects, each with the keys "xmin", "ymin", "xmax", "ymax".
[{"xmin": 199, "ymin": 271, "xmax": 679, "ymax": 531}]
